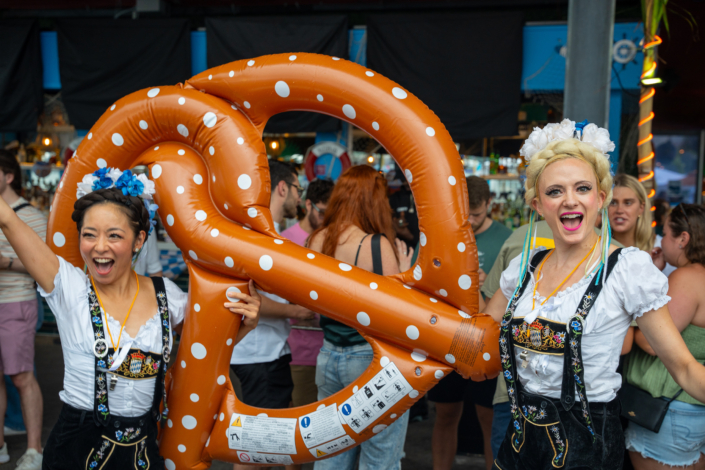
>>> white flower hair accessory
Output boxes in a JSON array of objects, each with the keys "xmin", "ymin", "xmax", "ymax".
[
  {"xmin": 519, "ymin": 119, "xmax": 615, "ymax": 163},
  {"xmin": 76, "ymin": 166, "xmax": 158, "ymax": 235}
]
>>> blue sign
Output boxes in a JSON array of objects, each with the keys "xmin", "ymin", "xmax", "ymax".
[
  {"xmin": 521, "ymin": 22, "xmax": 643, "ymax": 92},
  {"xmin": 301, "ymin": 417, "xmax": 310, "ymax": 428},
  {"xmin": 341, "ymin": 404, "xmax": 352, "ymax": 416}
]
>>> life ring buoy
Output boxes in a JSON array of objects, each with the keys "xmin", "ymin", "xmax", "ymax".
[
  {"xmin": 304, "ymin": 141, "xmax": 352, "ymax": 182},
  {"xmin": 46, "ymin": 53, "xmax": 500, "ymax": 468}
]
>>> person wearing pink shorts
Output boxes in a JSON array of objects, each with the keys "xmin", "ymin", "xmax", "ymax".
[{"xmin": 0, "ymin": 151, "xmax": 46, "ymax": 470}]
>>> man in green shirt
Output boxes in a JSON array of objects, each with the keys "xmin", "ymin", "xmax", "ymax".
[{"xmin": 429, "ymin": 176, "xmax": 511, "ymax": 470}]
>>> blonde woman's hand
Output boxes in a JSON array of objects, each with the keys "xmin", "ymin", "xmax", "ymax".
[
  {"xmin": 224, "ymin": 279, "xmax": 261, "ymax": 330},
  {"xmin": 395, "ymin": 238, "xmax": 414, "ymax": 272}
]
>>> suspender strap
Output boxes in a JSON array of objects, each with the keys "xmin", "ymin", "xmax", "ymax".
[
  {"xmin": 499, "ymin": 249, "xmax": 550, "ymax": 454},
  {"xmin": 150, "ymin": 276, "xmax": 171, "ymax": 424},
  {"xmin": 370, "ymin": 234, "xmax": 384, "ymax": 276},
  {"xmin": 560, "ymin": 248, "xmax": 623, "ymax": 442},
  {"xmin": 88, "ymin": 285, "xmax": 110, "ymax": 426},
  {"xmin": 88, "ymin": 276, "xmax": 171, "ymax": 427}
]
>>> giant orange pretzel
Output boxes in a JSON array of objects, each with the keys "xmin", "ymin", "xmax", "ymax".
[{"xmin": 47, "ymin": 53, "xmax": 500, "ymax": 468}]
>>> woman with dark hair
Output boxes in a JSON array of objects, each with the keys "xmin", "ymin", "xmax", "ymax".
[
  {"xmin": 625, "ymin": 204, "xmax": 705, "ymax": 469},
  {"xmin": 307, "ymin": 165, "xmax": 412, "ymax": 470},
  {"xmin": 0, "ymin": 167, "xmax": 261, "ymax": 469}
]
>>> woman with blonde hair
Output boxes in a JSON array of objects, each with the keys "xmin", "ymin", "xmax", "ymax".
[
  {"xmin": 481, "ymin": 120, "xmax": 705, "ymax": 469},
  {"xmin": 610, "ymin": 174, "xmax": 653, "ymax": 252}
]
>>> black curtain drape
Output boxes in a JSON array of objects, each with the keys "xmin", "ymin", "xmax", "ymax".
[
  {"xmin": 206, "ymin": 15, "xmax": 348, "ymax": 133},
  {"xmin": 57, "ymin": 19, "xmax": 191, "ymax": 129},
  {"xmin": 0, "ymin": 20, "xmax": 43, "ymax": 132},
  {"xmin": 368, "ymin": 12, "xmax": 523, "ymax": 140}
]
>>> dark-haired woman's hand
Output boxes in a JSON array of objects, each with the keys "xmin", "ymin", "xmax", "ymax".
[
  {"xmin": 651, "ymin": 247, "xmax": 666, "ymax": 271},
  {"xmin": 225, "ymin": 280, "xmax": 262, "ymax": 335},
  {"xmin": 395, "ymin": 238, "xmax": 414, "ymax": 272}
]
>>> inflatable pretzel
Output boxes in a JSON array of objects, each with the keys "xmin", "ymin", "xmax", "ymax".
[{"xmin": 47, "ymin": 53, "xmax": 500, "ymax": 468}]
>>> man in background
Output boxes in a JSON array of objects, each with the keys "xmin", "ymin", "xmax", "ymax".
[
  {"xmin": 0, "ymin": 151, "xmax": 44, "ymax": 470},
  {"xmin": 230, "ymin": 160, "xmax": 315, "ymax": 470},
  {"xmin": 281, "ymin": 178, "xmax": 334, "ymax": 410},
  {"xmin": 429, "ymin": 176, "xmax": 511, "ymax": 470}
]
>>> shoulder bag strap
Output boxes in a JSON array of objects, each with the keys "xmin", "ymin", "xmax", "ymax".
[
  {"xmin": 150, "ymin": 276, "xmax": 171, "ymax": 424},
  {"xmin": 370, "ymin": 234, "xmax": 384, "ymax": 275}
]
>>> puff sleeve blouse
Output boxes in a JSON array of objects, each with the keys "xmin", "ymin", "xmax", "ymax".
[
  {"xmin": 499, "ymin": 247, "xmax": 670, "ymax": 402},
  {"xmin": 38, "ymin": 256, "xmax": 188, "ymax": 417}
]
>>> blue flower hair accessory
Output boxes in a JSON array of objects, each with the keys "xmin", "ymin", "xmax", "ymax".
[{"xmin": 76, "ymin": 166, "xmax": 158, "ymax": 235}]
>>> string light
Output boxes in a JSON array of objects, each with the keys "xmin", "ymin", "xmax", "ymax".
[
  {"xmin": 637, "ymin": 33, "xmax": 661, "ymax": 201},
  {"xmin": 639, "ymin": 171, "xmax": 654, "ymax": 183},
  {"xmin": 637, "ymin": 134, "xmax": 653, "ymax": 147},
  {"xmin": 638, "ymin": 112, "xmax": 655, "ymax": 127},
  {"xmin": 637, "ymin": 152, "xmax": 655, "ymax": 165}
]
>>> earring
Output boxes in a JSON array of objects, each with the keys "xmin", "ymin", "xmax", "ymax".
[{"xmin": 679, "ymin": 245, "xmax": 683, "ymax": 249}]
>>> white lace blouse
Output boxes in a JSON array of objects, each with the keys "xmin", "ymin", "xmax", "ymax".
[
  {"xmin": 39, "ymin": 256, "xmax": 188, "ymax": 417},
  {"xmin": 500, "ymin": 247, "xmax": 670, "ymax": 403}
]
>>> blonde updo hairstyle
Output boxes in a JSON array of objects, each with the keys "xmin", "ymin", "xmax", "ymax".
[{"xmin": 524, "ymin": 138, "xmax": 613, "ymax": 208}]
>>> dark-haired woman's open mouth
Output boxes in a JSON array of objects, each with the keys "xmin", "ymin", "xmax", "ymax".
[{"xmin": 93, "ymin": 258, "xmax": 115, "ymax": 275}]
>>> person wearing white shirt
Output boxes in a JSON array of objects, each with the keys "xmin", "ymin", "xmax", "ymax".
[
  {"xmin": 481, "ymin": 121, "xmax": 705, "ymax": 469},
  {"xmin": 0, "ymin": 168, "xmax": 261, "ymax": 470},
  {"xmin": 132, "ymin": 231, "xmax": 163, "ymax": 277},
  {"xmin": 230, "ymin": 160, "xmax": 314, "ymax": 470}
]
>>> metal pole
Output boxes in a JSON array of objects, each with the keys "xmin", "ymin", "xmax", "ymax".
[{"xmin": 564, "ymin": 0, "xmax": 616, "ymax": 127}]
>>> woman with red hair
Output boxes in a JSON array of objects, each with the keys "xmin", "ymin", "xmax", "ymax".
[{"xmin": 308, "ymin": 165, "xmax": 412, "ymax": 470}]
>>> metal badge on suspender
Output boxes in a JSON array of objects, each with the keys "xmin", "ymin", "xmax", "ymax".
[{"xmin": 519, "ymin": 350, "xmax": 529, "ymax": 368}]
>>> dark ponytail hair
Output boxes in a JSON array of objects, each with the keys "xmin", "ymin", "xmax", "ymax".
[
  {"xmin": 72, "ymin": 188, "xmax": 151, "ymax": 242},
  {"xmin": 668, "ymin": 203, "xmax": 705, "ymax": 265}
]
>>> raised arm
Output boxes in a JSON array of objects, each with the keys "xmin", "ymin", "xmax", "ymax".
[
  {"xmin": 0, "ymin": 197, "xmax": 58, "ymax": 293},
  {"xmin": 636, "ymin": 305, "xmax": 705, "ymax": 403}
]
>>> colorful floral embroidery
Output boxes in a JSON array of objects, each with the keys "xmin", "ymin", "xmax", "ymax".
[
  {"xmin": 136, "ymin": 440, "xmax": 149, "ymax": 469},
  {"xmin": 157, "ymin": 288, "xmax": 170, "ymax": 423},
  {"xmin": 88, "ymin": 439, "xmax": 111, "ymax": 469},
  {"xmin": 569, "ymin": 296, "xmax": 596, "ymax": 442},
  {"xmin": 115, "ymin": 427, "xmax": 142, "ymax": 443},
  {"xmin": 549, "ymin": 425, "xmax": 566, "ymax": 466},
  {"xmin": 89, "ymin": 288, "xmax": 110, "ymax": 423}
]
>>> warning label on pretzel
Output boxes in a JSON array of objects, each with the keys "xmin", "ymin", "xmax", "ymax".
[
  {"xmin": 299, "ymin": 404, "xmax": 346, "ymax": 448},
  {"xmin": 309, "ymin": 435, "xmax": 357, "ymax": 458},
  {"xmin": 338, "ymin": 362, "xmax": 412, "ymax": 434},
  {"xmin": 237, "ymin": 451, "xmax": 294, "ymax": 465},
  {"xmin": 227, "ymin": 413, "xmax": 297, "ymax": 454},
  {"xmin": 448, "ymin": 317, "xmax": 485, "ymax": 366}
]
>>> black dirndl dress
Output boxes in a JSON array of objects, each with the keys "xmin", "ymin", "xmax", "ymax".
[
  {"xmin": 495, "ymin": 249, "xmax": 625, "ymax": 470},
  {"xmin": 43, "ymin": 277, "xmax": 171, "ymax": 470}
]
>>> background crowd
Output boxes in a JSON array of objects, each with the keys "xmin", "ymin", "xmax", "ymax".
[{"xmin": 0, "ymin": 147, "xmax": 703, "ymax": 469}]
